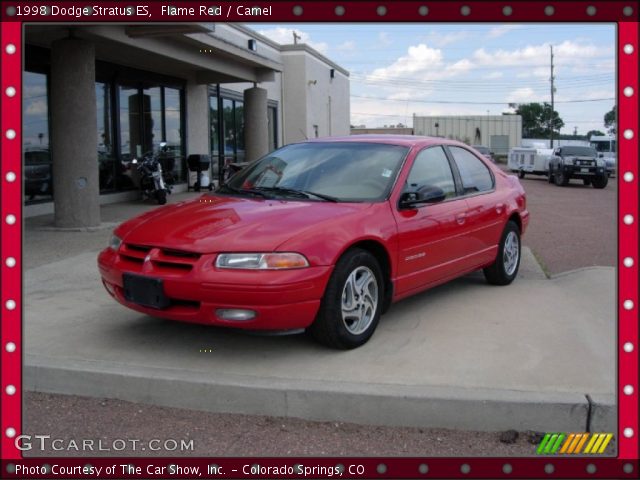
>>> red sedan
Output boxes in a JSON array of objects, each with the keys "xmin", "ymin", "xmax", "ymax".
[{"xmin": 98, "ymin": 136, "xmax": 529, "ymax": 349}]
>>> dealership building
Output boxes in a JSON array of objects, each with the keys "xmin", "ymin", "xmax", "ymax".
[{"xmin": 23, "ymin": 24, "xmax": 350, "ymax": 226}]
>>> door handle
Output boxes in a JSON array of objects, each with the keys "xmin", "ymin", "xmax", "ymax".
[
  {"xmin": 495, "ymin": 203, "xmax": 505, "ymax": 214},
  {"xmin": 456, "ymin": 213, "xmax": 467, "ymax": 225}
]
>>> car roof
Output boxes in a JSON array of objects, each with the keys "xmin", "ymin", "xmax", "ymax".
[{"xmin": 306, "ymin": 134, "xmax": 469, "ymax": 149}]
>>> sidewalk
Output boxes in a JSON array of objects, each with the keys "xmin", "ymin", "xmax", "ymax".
[{"xmin": 23, "ymin": 195, "xmax": 616, "ymax": 433}]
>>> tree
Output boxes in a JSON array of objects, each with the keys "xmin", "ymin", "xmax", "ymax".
[
  {"xmin": 515, "ymin": 102, "xmax": 564, "ymax": 138},
  {"xmin": 586, "ymin": 129, "xmax": 605, "ymax": 139},
  {"xmin": 604, "ymin": 106, "xmax": 616, "ymax": 135}
]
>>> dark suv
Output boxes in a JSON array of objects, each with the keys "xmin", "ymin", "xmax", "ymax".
[{"xmin": 548, "ymin": 146, "xmax": 608, "ymax": 189}]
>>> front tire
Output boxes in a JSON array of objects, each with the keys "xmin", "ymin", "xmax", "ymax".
[
  {"xmin": 592, "ymin": 175, "xmax": 608, "ymax": 189},
  {"xmin": 554, "ymin": 169, "xmax": 569, "ymax": 186},
  {"xmin": 518, "ymin": 170, "xmax": 526, "ymax": 179},
  {"xmin": 310, "ymin": 249, "xmax": 383, "ymax": 349},
  {"xmin": 483, "ymin": 221, "xmax": 521, "ymax": 286}
]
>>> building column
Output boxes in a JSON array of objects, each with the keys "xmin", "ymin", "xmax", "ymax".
[
  {"xmin": 243, "ymin": 86, "xmax": 268, "ymax": 163},
  {"xmin": 50, "ymin": 38, "xmax": 99, "ymax": 228}
]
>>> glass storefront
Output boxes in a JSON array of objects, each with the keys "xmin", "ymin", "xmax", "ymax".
[
  {"xmin": 23, "ymin": 47, "xmax": 185, "ymax": 205},
  {"xmin": 210, "ymin": 89, "xmax": 277, "ymax": 181},
  {"xmin": 23, "ymin": 71, "xmax": 52, "ymax": 203},
  {"xmin": 118, "ymin": 84, "xmax": 185, "ymax": 186}
]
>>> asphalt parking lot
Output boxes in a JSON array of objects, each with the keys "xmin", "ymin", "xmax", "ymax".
[
  {"xmin": 22, "ymin": 175, "xmax": 617, "ymax": 457},
  {"xmin": 510, "ymin": 169, "xmax": 616, "ymax": 275}
]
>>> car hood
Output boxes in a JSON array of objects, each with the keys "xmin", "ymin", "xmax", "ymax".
[{"xmin": 117, "ymin": 194, "xmax": 372, "ymax": 253}]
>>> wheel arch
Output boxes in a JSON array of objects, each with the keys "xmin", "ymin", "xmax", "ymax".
[
  {"xmin": 340, "ymin": 239, "xmax": 394, "ymax": 313},
  {"xmin": 507, "ymin": 212, "xmax": 523, "ymax": 233}
]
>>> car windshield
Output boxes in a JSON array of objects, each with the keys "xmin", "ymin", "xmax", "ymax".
[
  {"xmin": 221, "ymin": 142, "xmax": 408, "ymax": 202},
  {"xmin": 562, "ymin": 146, "xmax": 597, "ymax": 156}
]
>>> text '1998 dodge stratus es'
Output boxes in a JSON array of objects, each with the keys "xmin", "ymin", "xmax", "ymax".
[{"xmin": 98, "ymin": 136, "xmax": 529, "ymax": 349}]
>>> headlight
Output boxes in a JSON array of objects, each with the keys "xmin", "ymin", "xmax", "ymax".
[
  {"xmin": 215, "ymin": 252, "xmax": 309, "ymax": 270},
  {"xmin": 108, "ymin": 234, "xmax": 122, "ymax": 251},
  {"xmin": 596, "ymin": 158, "xmax": 606, "ymax": 167},
  {"xmin": 563, "ymin": 157, "xmax": 574, "ymax": 165}
]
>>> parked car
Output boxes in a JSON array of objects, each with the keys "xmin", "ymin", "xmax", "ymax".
[
  {"xmin": 548, "ymin": 145, "xmax": 608, "ymax": 188},
  {"xmin": 471, "ymin": 145, "xmax": 495, "ymax": 163},
  {"xmin": 24, "ymin": 148, "xmax": 52, "ymax": 199},
  {"xmin": 98, "ymin": 136, "xmax": 529, "ymax": 349}
]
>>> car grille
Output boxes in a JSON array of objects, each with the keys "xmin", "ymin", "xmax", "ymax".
[
  {"xmin": 577, "ymin": 160, "xmax": 595, "ymax": 166},
  {"xmin": 119, "ymin": 243, "xmax": 201, "ymax": 273}
]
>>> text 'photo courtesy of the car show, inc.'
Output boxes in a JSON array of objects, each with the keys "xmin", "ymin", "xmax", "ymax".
[{"xmin": 1, "ymin": 1, "xmax": 638, "ymax": 480}]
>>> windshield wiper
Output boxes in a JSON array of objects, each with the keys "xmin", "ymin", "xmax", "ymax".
[
  {"xmin": 254, "ymin": 186, "xmax": 338, "ymax": 202},
  {"xmin": 218, "ymin": 184, "xmax": 272, "ymax": 199}
]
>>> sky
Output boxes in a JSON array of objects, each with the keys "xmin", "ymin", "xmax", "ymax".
[{"xmin": 251, "ymin": 23, "xmax": 616, "ymax": 136}]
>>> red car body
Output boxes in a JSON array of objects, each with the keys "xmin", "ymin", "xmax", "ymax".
[{"xmin": 98, "ymin": 136, "xmax": 528, "ymax": 334}]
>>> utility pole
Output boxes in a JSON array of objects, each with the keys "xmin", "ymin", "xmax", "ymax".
[{"xmin": 550, "ymin": 45, "xmax": 555, "ymax": 148}]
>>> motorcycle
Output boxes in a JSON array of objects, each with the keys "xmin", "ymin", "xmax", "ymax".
[{"xmin": 131, "ymin": 145, "xmax": 172, "ymax": 205}]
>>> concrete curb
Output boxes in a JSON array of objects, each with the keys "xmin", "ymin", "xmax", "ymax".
[{"xmin": 25, "ymin": 355, "xmax": 613, "ymax": 433}]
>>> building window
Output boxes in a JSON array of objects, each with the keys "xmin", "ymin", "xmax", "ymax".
[
  {"xmin": 23, "ymin": 71, "xmax": 52, "ymax": 204},
  {"xmin": 220, "ymin": 96, "xmax": 245, "ymax": 174},
  {"xmin": 96, "ymin": 82, "xmax": 117, "ymax": 193},
  {"xmin": 268, "ymin": 105, "xmax": 278, "ymax": 152},
  {"xmin": 117, "ymin": 84, "xmax": 185, "ymax": 184},
  {"xmin": 211, "ymin": 90, "xmax": 278, "ymax": 180}
]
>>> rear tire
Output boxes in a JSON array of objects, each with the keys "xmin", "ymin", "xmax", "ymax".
[
  {"xmin": 483, "ymin": 221, "xmax": 521, "ymax": 286},
  {"xmin": 592, "ymin": 175, "xmax": 608, "ymax": 189},
  {"xmin": 518, "ymin": 170, "xmax": 526, "ymax": 179},
  {"xmin": 156, "ymin": 189, "xmax": 167, "ymax": 205},
  {"xmin": 310, "ymin": 249, "xmax": 383, "ymax": 349}
]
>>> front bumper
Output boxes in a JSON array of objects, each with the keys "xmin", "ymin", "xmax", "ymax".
[
  {"xmin": 562, "ymin": 164, "xmax": 606, "ymax": 177},
  {"xmin": 98, "ymin": 247, "xmax": 333, "ymax": 330}
]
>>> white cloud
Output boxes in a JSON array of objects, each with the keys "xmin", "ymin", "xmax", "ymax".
[
  {"xmin": 473, "ymin": 40, "xmax": 613, "ymax": 68},
  {"xmin": 425, "ymin": 30, "xmax": 470, "ymax": 47},
  {"xmin": 487, "ymin": 25, "xmax": 522, "ymax": 38},
  {"xmin": 336, "ymin": 40, "xmax": 356, "ymax": 52},
  {"xmin": 369, "ymin": 44, "xmax": 444, "ymax": 80},
  {"xmin": 483, "ymin": 71, "xmax": 504, "ymax": 79},
  {"xmin": 506, "ymin": 87, "xmax": 538, "ymax": 103},
  {"xmin": 25, "ymin": 99, "xmax": 47, "ymax": 116},
  {"xmin": 257, "ymin": 27, "xmax": 329, "ymax": 54},
  {"xmin": 378, "ymin": 32, "xmax": 392, "ymax": 46}
]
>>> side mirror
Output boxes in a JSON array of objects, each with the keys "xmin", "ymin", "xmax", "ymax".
[
  {"xmin": 598, "ymin": 153, "xmax": 604, "ymax": 158},
  {"xmin": 554, "ymin": 148, "xmax": 561, "ymax": 155},
  {"xmin": 400, "ymin": 185, "xmax": 446, "ymax": 209}
]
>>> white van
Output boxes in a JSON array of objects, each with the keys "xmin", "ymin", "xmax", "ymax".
[{"xmin": 589, "ymin": 135, "xmax": 616, "ymax": 176}]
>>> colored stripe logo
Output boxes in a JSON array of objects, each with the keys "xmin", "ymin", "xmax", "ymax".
[{"xmin": 537, "ymin": 433, "xmax": 613, "ymax": 455}]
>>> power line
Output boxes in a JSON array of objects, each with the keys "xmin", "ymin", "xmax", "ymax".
[{"xmin": 350, "ymin": 94, "xmax": 614, "ymax": 105}]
